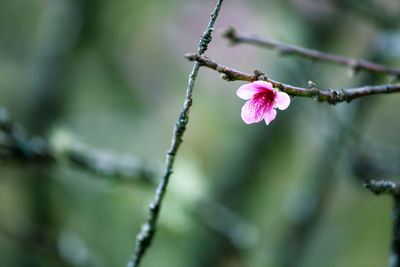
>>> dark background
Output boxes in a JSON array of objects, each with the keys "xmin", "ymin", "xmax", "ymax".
[{"xmin": 1, "ymin": 0, "xmax": 400, "ymax": 266}]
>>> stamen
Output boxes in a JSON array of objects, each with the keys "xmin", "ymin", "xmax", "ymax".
[{"xmin": 250, "ymin": 90, "xmax": 275, "ymax": 118}]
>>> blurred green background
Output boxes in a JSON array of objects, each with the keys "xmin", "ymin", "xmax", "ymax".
[{"xmin": 1, "ymin": 0, "xmax": 400, "ymax": 266}]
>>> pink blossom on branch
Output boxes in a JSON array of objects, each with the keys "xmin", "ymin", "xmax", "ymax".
[{"xmin": 237, "ymin": 81, "xmax": 290, "ymax": 125}]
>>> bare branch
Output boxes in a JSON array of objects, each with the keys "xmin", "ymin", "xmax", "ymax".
[
  {"xmin": 0, "ymin": 108, "xmax": 154, "ymax": 184},
  {"xmin": 364, "ymin": 179, "xmax": 400, "ymax": 267},
  {"xmin": 185, "ymin": 53, "xmax": 400, "ymax": 104},
  {"xmin": 126, "ymin": 1, "xmax": 224, "ymax": 266},
  {"xmin": 1, "ymin": 107, "xmax": 256, "ymax": 252},
  {"xmin": 364, "ymin": 180, "xmax": 400, "ymax": 196},
  {"xmin": 221, "ymin": 27, "xmax": 400, "ymax": 77}
]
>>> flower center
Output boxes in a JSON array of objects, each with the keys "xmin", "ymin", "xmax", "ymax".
[{"xmin": 249, "ymin": 90, "xmax": 275, "ymax": 117}]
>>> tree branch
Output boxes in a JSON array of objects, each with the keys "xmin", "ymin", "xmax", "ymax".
[
  {"xmin": 364, "ymin": 180, "xmax": 400, "ymax": 196},
  {"xmin": 221, "ymin": 27, "xmax": 400, "ymax": 77},
  {"xmin": 126, "ymin": 1, "xmax": 224, "ymax": 266},
  {"xmin": 364, "ymin": 179, "xmax": 400, "ymax": 267},
  {"xmin": 1, "ymin": 107, "xmax": 257, "ymax": 252},
  {"xmin": 0, "ymin": 108, "xmax": 154, "ymax": 184},
  {"xmin": 185, "ymin": 53, "xmax": 400, "ymax": 104}
]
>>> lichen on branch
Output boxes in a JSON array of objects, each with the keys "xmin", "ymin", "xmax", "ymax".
[
  {"xmin": 185, "ymin": 53, "xmax": 400, "ymax": 104},
  {"xmin": 126, "ymin": 1, "xmax": 225, "ymax": 267}
]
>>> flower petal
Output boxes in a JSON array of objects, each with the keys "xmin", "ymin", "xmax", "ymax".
[
  {"xmin": 274, "ymin": 92, "xmax": 290, "ymax": 110},
  {"xmin": 264, "ymin": 107, "xmax": 277, "ymax": 125},
  {"xmin": 236, "ymin": 81, "xmax": 274, "ymax": 100},
  {"xmin": 252, "ymin": 80, "xmax": 274, "ymax": 90},
  {"xmin": 241, "ymin": 100, "xmax": 264, "ymax": 124},
  {"xmin": 236, "ymin": 83, "xmax": 264, "ymax": 100}
]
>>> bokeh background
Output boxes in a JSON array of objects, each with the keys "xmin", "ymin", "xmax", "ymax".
[{"xmin": 1, "ymin": 0, "xmax": 400, "ymax": 266}]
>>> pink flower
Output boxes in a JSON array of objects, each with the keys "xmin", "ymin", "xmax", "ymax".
[{"xmin": 237, "ymin": 81, "xmax": 290, "ymax": 125}]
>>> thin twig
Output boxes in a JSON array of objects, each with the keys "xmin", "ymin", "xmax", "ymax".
[
  {"xmin": 221, "ymin": 27, "xmax": 400, "ymax": 77},
  {"xmin": 364, "ymin": 180, "xmax": 400, "ymax": 196},
  {"xmin": 126, "ymin": 1, "xmax": 224, "ymax": 266},
  {"xmin": 364, "ymin": 179, "xmax": 400, "ymax": 267},
  {"xmin": 184, "ymin": 53, "xmax": 400, "ymax": 104},
  {"xmin": 2, "ymin": 107, "xmax": 257, "ymax": 250}
]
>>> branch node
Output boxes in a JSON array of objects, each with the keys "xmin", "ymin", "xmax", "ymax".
[
  {"xmin": 308, "ymin": 80, "xmax": 316, "ymax": 89},
  {"xmin": 220, "ymin": 74, "xmax": 234, "ymax": 81},
  {"xmin": 348, "ymin": 59, "xmax": 361, "ymax": 73},
  {"xmin": 221, "ymin": 27, "xmax": 238, "ymax": 45},
  {"xmin": 184, "ymin": 53, "xmax": 196, "ymax": 61},
  {"xmin": 364, "ymin": 179, "xmax": 399, "ymax": 196},
  {"xmin": 327, "ymin": 89, "xmax": 346, "ymax": 105},
  {"xmin": 216, "ymin": 66, "xmax": 224, "ymax": 72},
  {"xmin": 254, "ymin": 69, "xmax": 267, "ymax": 81},
  {"xmin": 307, "ymin": 80, "xmax": 320, "ymax": 101}
]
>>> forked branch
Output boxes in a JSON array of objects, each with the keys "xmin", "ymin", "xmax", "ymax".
[{"xmin": 185, "ymin": 53, "xmax": 400, "ymax": 104}]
